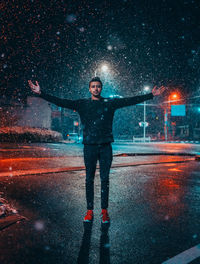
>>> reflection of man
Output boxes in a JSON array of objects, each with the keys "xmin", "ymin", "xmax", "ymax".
[{"xmin": 28, "ymin": 77, "xmax": 165, "ymax": 223}]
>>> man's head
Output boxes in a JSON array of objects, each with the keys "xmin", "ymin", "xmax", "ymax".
[{"xmin": 89, "ymin": 77, "xmax": 103, "ymax": 99}]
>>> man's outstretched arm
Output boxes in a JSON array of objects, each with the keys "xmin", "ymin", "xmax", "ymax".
[
  {"xmin": 28, "ymin": 80, "xmax": 78, "ymax": 110},
  {"xmin": 111, "ymin": 86, "xmax": 166, "ymax": 109}
]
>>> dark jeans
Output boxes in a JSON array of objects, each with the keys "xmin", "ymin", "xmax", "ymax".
[{"xmin": 83, "ymin": 143, "xmax": 113, "ymax": 210}]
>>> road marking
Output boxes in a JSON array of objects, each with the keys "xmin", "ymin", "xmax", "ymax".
[{"xmin": 162, "ymin": 244, "xmax": 200, "ymax": 264}]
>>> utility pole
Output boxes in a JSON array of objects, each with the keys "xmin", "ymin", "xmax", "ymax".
[
  {"xmin": 143, "ymin": 101, "xmax": 146, "ymax": 142},
  {"xmin": 164, "ymin": 108, "xmax": 168, "ymax": 141},
  {"xmin": 143, "ymin": 86, "xmax": 150, "ymax": 142}
]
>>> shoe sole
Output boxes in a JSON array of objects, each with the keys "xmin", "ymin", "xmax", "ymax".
[
  {"xmin": 83, "ymin": 219, "xmax": 93, "ymax": 222},
  {"xmin": 101, "ymin": 220, "xmax": 110, "ymax": 224}
]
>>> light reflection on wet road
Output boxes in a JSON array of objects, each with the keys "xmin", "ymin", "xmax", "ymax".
[{"xmin": 0, "ymin": 155, "xmax": 200, "ymax": 263}]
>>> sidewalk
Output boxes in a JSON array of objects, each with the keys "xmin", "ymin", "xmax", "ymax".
[
  {"xmin": 113, "ymin": 140, "xmax": 200, "ymax": 144},
  {"xmin": 0, "ymin": 154, "xmax": 195, "ymax": 177}
]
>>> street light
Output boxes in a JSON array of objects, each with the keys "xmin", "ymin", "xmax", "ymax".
[
  {"xmin": 94, "ymin": 63, "xmax": 109, "ymax": 77},
  {"xmin": 172, "ymin": 93, "xmax": 178, "ymax": 100},
  {"xmin": 101, "ymin": 64, "xmax": 109, "ymax": 72},
  {"xmin": 143, "ymin": 86, "xmax": 150, "ymax": 142},
  {"xmin": 144, "ymin": 86, "xmax": 150, "ymax": 92}
]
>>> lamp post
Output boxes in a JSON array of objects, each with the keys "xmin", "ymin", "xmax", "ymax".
[
  {"xmin": 164, "ymin": 108, "xmax": 168, "ymax": 141},
  {"xmin": 143, "ymin": 86, "xmax": 150, "ymax": 142},
  {"xmin": 164, "ymin": 92, "xmax": 180, "ymax": 141}
]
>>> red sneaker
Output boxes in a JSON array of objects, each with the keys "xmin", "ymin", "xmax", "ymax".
[
  {"xmin": 101, "ymin": 209, "xmax": 110, "ymax": 224},
  {"xmin": 83, "ymin": 210, "xmax": 94, "ymax": 222}
]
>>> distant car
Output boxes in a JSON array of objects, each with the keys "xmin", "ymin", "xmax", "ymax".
[
  {"xmin": 67, "ymin": 133, "xmax": 82, "ymax": 143},
  {"xmin": 67, "ymin": 133, "xmax": 79, "ymax": 142}
]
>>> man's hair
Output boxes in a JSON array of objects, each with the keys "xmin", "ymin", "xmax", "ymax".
[{"xmin": 89, "ymin": 77, "xmax": 103, "ymax": 88}]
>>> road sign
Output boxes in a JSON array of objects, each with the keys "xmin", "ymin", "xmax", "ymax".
[
  {"xmin": 139, "ymin": 122, "xmax": 149, "ymax": 127},
  {"xmin": 171, "ymin": 105, "xmax": 186, "ymax": 116}
]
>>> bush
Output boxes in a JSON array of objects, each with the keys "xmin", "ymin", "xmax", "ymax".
[{"xmin": 0, "ymin": 126, "xmax": 63, "ymax": 143}]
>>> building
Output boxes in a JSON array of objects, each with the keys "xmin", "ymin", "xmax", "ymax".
[{"xmin": 0, "ymin": 96, "xmax": 51, "ymax": 129}]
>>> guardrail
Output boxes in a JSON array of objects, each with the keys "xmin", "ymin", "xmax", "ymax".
[{"xmin": 133, "ymin": 136, "xmax": 151, "ymax": 142}]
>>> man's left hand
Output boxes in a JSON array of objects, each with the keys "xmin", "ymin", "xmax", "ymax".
[{"xmin": 152, "ymin": 86, "xmax": 166, "ymax": 96}]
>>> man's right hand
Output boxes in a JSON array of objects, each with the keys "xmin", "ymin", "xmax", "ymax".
[{"xmin": 28, "ymin": 80, "xmax": 41, "ymax": 95}]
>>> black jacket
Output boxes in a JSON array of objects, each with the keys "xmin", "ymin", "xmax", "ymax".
[{"xmin": 40, "ymin": 91, "xmax": 154, "ymax": 144}]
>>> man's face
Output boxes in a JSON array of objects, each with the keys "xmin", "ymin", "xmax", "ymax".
[{"xmin": 89, "ymin": 81, "xmax": 102, "ymax": 97}]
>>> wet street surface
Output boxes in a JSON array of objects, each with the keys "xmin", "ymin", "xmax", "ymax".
[
  {"xmin": 0, "ymin": 142, "xmax": 200, "ymax": 160},
  {"xmin": 0, "ymin": 142, "xmax": 197, "ymax": 178},
  {"xmin": 0, "ymin": 156, "xmax": 200, "ymax": 264}
]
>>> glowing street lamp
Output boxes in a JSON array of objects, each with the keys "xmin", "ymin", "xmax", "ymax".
[
  {"xmin": 101, "ymin": 64, "xmax": 109, "ymax": 72},
  {"xmin": 144, "ymin": 86, "xmax": 150, "ymax": 93},
  {"xmin": 169, "ymin": 93, "xmax": 180, "ymax": 102},
  {"xmin": 172, "ymin": 93, "xmax": 177, "ymax": 99},
  {"xmin": 94, "ymin": 63, "xmax": 109, "ymax": 76}
]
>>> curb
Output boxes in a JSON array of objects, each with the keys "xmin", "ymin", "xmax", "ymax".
[
  {"xmin": 113, "ymin": 141, "xmax": 200, "ymax": 144},
  {"xmin": 59, "ymin": 141, "xmax": 200, "ymax": 145},
  {"xmin": 113, "ymin": 152, "xmax": 196, "ymax": 157}
]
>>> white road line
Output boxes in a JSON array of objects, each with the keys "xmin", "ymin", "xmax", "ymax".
[{"xmin": 162, "ymin": 244, "xmax": 200, "ymax": 264}]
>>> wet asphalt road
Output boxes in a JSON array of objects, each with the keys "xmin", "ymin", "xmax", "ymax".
[
  {"xmin": 0, "ymin": 141, "xmax": 200, "ymax": 160},
  {"xmin": 1, "ymin": 158, "xmax": 200, "ymax": 264}
]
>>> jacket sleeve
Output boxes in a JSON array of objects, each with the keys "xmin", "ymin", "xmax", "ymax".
[
  {"xmin": 39, "ymin": 91, "xmax": 79, "ymax": 110},
  {"xmin": 111, "ymin": 93, "xmax": 154, "ymax": 110}
]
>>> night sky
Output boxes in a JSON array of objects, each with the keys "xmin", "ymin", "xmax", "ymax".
[{"xmin": 1, "ymin": 0, "xmax": 200, "ymax": 101}]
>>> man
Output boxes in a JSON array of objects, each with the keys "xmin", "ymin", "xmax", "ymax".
[{"xmin": 28, "ymin": 77, "xmax": 165, "ymax": 224}]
